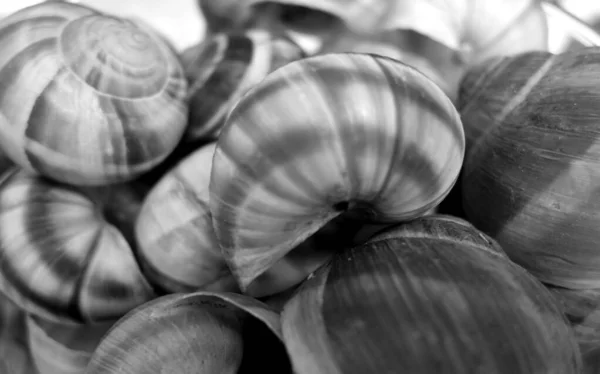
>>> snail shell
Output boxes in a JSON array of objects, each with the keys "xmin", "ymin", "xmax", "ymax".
[
  {"xmin": 0, "ymin": 2, "xmax": 188, "ymax": 185},
  {"xmin": 0, "ymin": 168, "xmax": 155, "ymax": 324},
  {"xmin": 282, "ymin": 215, "xmax": 582, "ymax": 374},
  {"xmin": 210, "ymin": 52, "xmax": 465, "ymax": 294},
  {"xmin": 135, "ymin": 142, "xmax": 238, "ymax": 294},
  {"xmin": 86, "ymin": 291, "xmax": 291, "ymax": 373},
  {"xmin": 459, "ymin": 47, "xmax": 600, "ymax": 289},
  {"xmin": 181, "ymin": 29, "xmax": 304, "ymax": 142}
]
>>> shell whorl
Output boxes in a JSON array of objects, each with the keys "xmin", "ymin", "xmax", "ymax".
[
  {"xmin": 0, "ymin": 169, "xmax": 155, "ymax": 323},
  {"xmin": 210, "ymin": 52, "xmax": 465, "ymax": 290},
  {"xmin": 0, "ymin": 2, "xmax": 188, "ymax": 185}
]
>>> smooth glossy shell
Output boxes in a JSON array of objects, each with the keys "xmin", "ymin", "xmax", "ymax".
[
  {"xmin": 460, "ymin": 47, "xmax": 600, "ymax": 289},
  {"xmin": 181, "ymin": 29, "xmax": 304, "ymax": 142},
  {"xmin": 0, "ymin": 169, "xmax": 155, "ymax": 324},
  {"xmin": 0, "ymin": 2, "xmax": 188, "ymax": 185},
  {"xmin": 86, "ymin": 291, "xmax": 291, "ymax": 373},
  {"xmin": 135, "ymin": 142, "xmax": 238, "ymax": 294},
  {"xmin": 282, "ymin": 215, "xmax": 581, "ymax": 374},
  {"xmin": 210, "ymin": 52, "xmax": 465, "ymax": 291}
]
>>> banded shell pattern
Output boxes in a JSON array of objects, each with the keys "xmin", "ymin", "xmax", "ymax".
[
  {"xmin": 0, "ymin": 2, "xmax": 188, "ymax": 185},
  {"xmin": 210, "ymin": 52, "xmax": 465, "ymax": 293}
]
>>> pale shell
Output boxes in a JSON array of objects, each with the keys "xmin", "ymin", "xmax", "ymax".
[
  {"xmin": 0, "ymin": 2, "xmax": 188, "ymax": 185},
  {"xmin": 210, "ymin": 52, "xmax": 465, "ymax": 293}
]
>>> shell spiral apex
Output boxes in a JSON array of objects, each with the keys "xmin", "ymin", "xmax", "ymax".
[
  {"xmin": 209, "ymin": 52, "xmax": 465, "ymax": 293},
  {"xmin": 0, "ymin": 1, "xmax": 189, "ymax": 186}
]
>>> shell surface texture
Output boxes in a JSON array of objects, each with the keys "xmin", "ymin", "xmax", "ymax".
[
  {"xmin": 181, "ymin": 29, "xmax": 304, "ymax": 142},
  {"xmin": 86, "ymin": 291, "xmax": 291, "ymax": 374},
  {"xmin": 0, "ymin": 168, "xmax": 155, "ymax": 324},
  {"xmin": 459, "ymin": 47, "xmax": 600, "ymax": 289},
  {"xmin": 0, "ymin": 2, "xmax": 188, "ymax": 185},
  {"xmin": 135, "ymin": 142, "xmax": 239, "ymax": 294},
  {"xmin": 210, "ymin": 52, "xmax": 465, "ymax": 294},
  {"xmin": 281, "ymin": 215, "xmax": 582, "ymax": 374}
]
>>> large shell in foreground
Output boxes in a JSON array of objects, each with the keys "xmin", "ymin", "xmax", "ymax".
[
  {"xmin": 0, "ymin": 169, "xmax": 155, "ymax": 324},
  {"xmin": 0, "ymin": 2, "xmax": 188, "ymax": 185},
  {"xmin": 282, "ymin": 215, "xmax": 581, "ymax": 374},
  {"xmin": 210, "ymin": 52, "xmax": 465, "ymax": 293}
]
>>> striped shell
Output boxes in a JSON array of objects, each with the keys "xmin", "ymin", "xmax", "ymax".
[
  {"xmin": 135, "ymin": 142, "xmax": 238, "ymax": 294},
  {"xmin": 210, "ymin": 52, "xmax": 465, "ymax": 294},
  {"xmin": 0, "ymin": 169, "xmax": 155, "ymax": 324},
  {"xmin": 459, "ymin": 47, "xmax": 600, "ymax": 289},
  {"xmin": 0, "ymin": 2, "xmax": 188, "ymax": 185},
  {"xmin": 181, "ymin": 29, "xmax": 304, "ymax": 142},
  {"xmin": 282, "ymin": 215, "xmax": 581, "ymax": 374}
]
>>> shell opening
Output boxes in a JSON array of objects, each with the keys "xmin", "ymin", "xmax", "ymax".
[{"xmin": 332, "ymin": 200, "xmax": 350, "ymax": 212}]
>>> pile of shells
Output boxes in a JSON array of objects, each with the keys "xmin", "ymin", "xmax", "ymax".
[{"xmin": 1, "ymin": 0, "xmax": 600, "ymax": 373}]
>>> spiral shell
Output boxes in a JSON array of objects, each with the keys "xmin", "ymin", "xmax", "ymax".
[
  {"xmin": 0, "ymin": 2, "xmax": 188, "ymax": 185},
  {"xmin": 135, "ymin": 142, "xmax": 238, "ymax": 294},
  {"xmin": 282, "ymin": 215, "xmax": 581, "ymax": 374},
  {"xmin": 210, "ymin": 52, "xmax": 465, "ymax": 293},
  {"xmin": 181, "ymin": 29, "xmax": 304, "ymax": 142},
  {"xmin": 0, "ymin": 169, "xmax": 155, "ymax": 324}
]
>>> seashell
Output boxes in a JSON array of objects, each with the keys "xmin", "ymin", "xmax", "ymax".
[
  {"xmin": 135, "ymin": 142, "xmax": 238, "ymax": 294},
  {"xmin": 0, "ymin": 2, "xmax": 188, "ymax": 186},
  {"xmin": 281, "ymin": 214, "xmax": 582, "ymax": 374},
  {"xmin": 209, "ymin": 52, "xmax": 465, "ymax": 295},
  {"xmin": 86, "ymin": 291, "xmax": 291, "ymax": 373},
  {"xmin": 27, "ymin": 315, "xmax": 113, "ymax": 374},
  {"xmin": 0, "ymin": 168, "xmax": 156, "ymax": 324},
  {"xmin": 458, "ymin": 47, "xmax": 600, "ymax": 288},
  {"xmin": 181, "ymin": 29, "xmax": 304, "ymax": 142}
]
